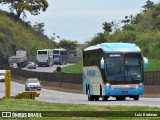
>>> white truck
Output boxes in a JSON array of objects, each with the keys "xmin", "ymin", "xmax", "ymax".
[{"xmin": 9, "ymin": 50, "xmax": 27, "ymax": 68}]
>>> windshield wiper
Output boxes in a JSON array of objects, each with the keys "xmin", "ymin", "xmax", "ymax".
[
  {"xmin": 125, "ymin": 67, "xmax": 134, "ymax": 81},
  {"xmin": 115, "ymin": 67, "xmax": 122, "ymax": 81}
]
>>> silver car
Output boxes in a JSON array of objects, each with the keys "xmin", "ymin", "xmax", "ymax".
[
  {"xmin": 25, "ymin": 78, "xmax": 41, "ymax": 91},
  {"xmin": 27, "ymin": 62, "xmax": 36, "ymax": 69}
]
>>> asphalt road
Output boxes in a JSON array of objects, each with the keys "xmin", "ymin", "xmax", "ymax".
[
  {"xmin": 22, "ymin": 64, "xmax": 73, "ymax": 72},
  {"xmin": 0, "ymin": 81, "xmax": 160, "ymax": 108}
]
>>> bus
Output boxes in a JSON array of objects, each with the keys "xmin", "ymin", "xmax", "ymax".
[
  {"xmin": 53, "ymin": 48, "xmax": 68, "ymax": 65},
  {"xmin": 83, "ymin": 43, "xmax": 148, "ymax": 101},
  {"xmin": 37, "ymin": 49, "xmax": 53, "ymax": 67}
]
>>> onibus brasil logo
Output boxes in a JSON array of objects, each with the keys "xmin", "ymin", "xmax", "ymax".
[{"xmin": 1, "ymin": 112, "xmax": 42, "ymax": 118}]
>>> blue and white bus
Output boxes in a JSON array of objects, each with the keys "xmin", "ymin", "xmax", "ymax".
[
  {"xmin": 83, "ymin": 43, "xmax": 148, "ymax": 101},
  {"xmin": 53, "ymin": 48, "xmax": 68, "ymax": 65},
  {"xmin": 37, "ymin": 49, "xmax": 53, "ymax": 67}
]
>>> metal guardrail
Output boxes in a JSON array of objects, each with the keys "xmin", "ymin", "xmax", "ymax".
[{"xmin": 1, "ymin": 65, "xmax": 160, "ymax": 85}]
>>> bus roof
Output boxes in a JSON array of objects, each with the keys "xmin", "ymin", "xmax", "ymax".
[
  {"xmin": 84, "ymin": 43, "xmax": 141, "ymax": 52},
  {"xmin": 53, "ymin": 48, "xmax": 67, "ymax": 51},
  {"xmin": 37, "ymin": 49, "xmax": 52, "ymax": 51}
]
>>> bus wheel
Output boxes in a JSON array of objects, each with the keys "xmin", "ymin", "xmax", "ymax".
[
  {"xmin": 133, "ymin": 95, "xmax": 139, "ymax": 100},
  {"xmin": 102, "ymin": 96, "xmax": 108, "ymax": 101},
  {"xmin": 95, "ymin": 96, "xmax": 99, "ymax": 101},
  {"xmin": 87, "ymin": 90, "xmax": 94, "ymax": 101}
]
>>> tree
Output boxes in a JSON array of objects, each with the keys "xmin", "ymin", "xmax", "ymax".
[
  {"xmin": 57, "ymin": 39, "xmax": 78, "ymax": 56},
  {"xmin": 0, "ymin": 0, "xmax": 48, "ymax": 19},
  {"xmin": 102, "ymin": 22, "xmax": 113, "ymax": 32},
  {"xmin": 86, "ymin": 32, "xmax": 106, "ymax": 46},
  {"xmin": 142, "ymin": 0, "xmax": 154, "ymax": 11},
  {"xmin": 33, "ymin": 22, "xmax": 45, "ymax": 33},
  {"xmin": 121, "ymin": 14, "xmax": 134, "ymax": 24}
]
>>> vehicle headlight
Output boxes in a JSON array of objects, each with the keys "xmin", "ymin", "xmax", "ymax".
[
  {"xmin": 135, "ymin": 83, "xmax": 143, "ymax": 89},
  {"xmin": 106, "ymin": 83, "xmax": 111, "ymax": 88},
  {"xmin": 135, "ymin": 85, "xmax": 140, "ymax": 89}
]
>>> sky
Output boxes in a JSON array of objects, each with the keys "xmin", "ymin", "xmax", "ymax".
[{"xmin": 0, "ymin": 0, "xmax": 160, "ymax": 43}]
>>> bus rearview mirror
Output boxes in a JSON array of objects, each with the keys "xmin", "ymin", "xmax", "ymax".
[
  {"xmin": 100, "ymin": 57, "xmax": 104, "ymax": 69},
  {"xmin": 143, "ymin": 57, "xmax": 148, "ymax": 68}
]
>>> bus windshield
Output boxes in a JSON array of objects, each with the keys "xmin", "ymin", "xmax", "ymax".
[
  {"xmin": 38, "ymin": 51, "xmax": 47, "ymax": 54},
  {"xmin": 53, "ymin": 50, "xmax": 59, "ymax": 54},
  {"xmin": 105, "ymin": 53, "xmax": 142, "ymax": 82},
  {"xmin": 54, "ymin": 55, "xmax": 60, "ymax": 58}
]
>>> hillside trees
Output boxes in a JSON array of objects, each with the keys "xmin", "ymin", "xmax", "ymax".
[
  {"xmin": 33, "ymin": 22, "xmax": 45, "ymax": 33},
  {"xmin": 85, "ymin": 0, "xmax": 160, "ymax": 59},
  {"xmin": 57, "ymin": 39, "xmax": 78, "ymax": 56},
  {"xmin": 102, "ymin": 22, "xmax": 113, "ymax": 32},
  {"xmin": 142, "ymin": 0, "xmax": 154, "ymax": 11},
  {"xmin": 0, "ymin": 0, "xmax": 48, "ymax": 18},
  {"xmin": 85, "ymin": 22, "xmax": 114, "ymax": 46},
  {"xmin": 86, "ymin": 33, "xmax": 106, "ymax": 46}
]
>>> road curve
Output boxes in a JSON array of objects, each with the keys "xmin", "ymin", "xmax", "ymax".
[
  {"xmin": 0, "ymin": 81, "xmax": 160, "ymax": 108},
  {"xmin": 22, "ymin": 64, "xmax": 73, "ymax": 73}
]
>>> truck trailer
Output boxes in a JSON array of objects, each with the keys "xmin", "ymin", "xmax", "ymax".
[{"xmin": 9, "ymin": 50, "xmax": 27, "ymax": 68}]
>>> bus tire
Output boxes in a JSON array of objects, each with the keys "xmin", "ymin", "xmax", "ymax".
[
  {"xmin": 95, "ymin": 96, "xmax": 99, "ymax": 101},
  {"xmin": 133, "ymin": 95, "xmax": 139, "ymax": 100},
  {"xmin": 87, "ymin": 89, "xmax": 94, "ymax": 101},
  {"xmin": 100, "ymin": 84, "xmax": 102, "ymax": 97}
]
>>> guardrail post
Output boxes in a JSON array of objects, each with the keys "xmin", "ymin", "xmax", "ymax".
[{"xmin": 5, "ymin": 70, "xmax": 11, "ymax": 99}]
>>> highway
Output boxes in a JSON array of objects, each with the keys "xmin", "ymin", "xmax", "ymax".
[
  {"xmin": 22, "ymin": 64, "xmax": 73, "ymax": 72},
  {"xmin": 0, "ymin": 81, "xmax": 160, "ymax": 108}
]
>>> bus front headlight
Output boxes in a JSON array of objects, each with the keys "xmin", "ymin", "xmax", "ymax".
[
  {"xmin": 135, "ymin": 85, "xmax": 140, "ymax": 89},
  {"xmin": 106, "ymin": 83, "xmax": 111, "ymax": 88},
  {"xmin": 135, "ymin": 83, "xmax": 143, "ymax": 89}
]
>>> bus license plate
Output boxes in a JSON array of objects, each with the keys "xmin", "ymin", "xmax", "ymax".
[{"xmin": 122, "ymin": 91, "xmax": 128, "ymax": 94}]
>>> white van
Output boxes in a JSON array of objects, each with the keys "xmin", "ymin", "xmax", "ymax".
[{"xmin": 0, "ymin": 70, "xmax": 6, "ymax": 82}]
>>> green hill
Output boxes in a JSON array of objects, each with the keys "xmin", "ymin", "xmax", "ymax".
[
  {"xmin": 111, "ymin": 1, "xmax": 160, "ymax": 59},
  {"xmin": 0, "ymin": 10, "xmax": 55, "ymax": 64},
  {"xmin": 108, "ymin": 2, "xmax": 160, "ymax": 59},
  {"xmin": 87, "ymin": 2, "xmax": 160, "ymax": 59}
]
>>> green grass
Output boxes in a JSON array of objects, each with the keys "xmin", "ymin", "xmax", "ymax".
[
  {"xmin": 62, "ymin": 60, "xmax": 82, "ymax": 73},
  {"xmin": 0, "ymin": 99, "xmax": 159, "ymax": 120},
  {"xmin": 62, "ymin": 59, "xmax": 160, "ymax": 73},
  {"xmin": 144, "ymin": 59, "xmax": 160, "ymax": 71}
]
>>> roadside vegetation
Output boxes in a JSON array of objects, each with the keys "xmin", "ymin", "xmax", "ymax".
[
  {"xmin": 62, "ymin": 59, "xmax": 160, "ymax": 73},
  {"xmin": 1, "ymin": 0, "xmax": 160, "ymax": 68},
  {"xmin": 85, "ymin": 1, "xmax": 160, "ymax": 61},
  {"xmin": 62, "ymin": 60, "xmax": 82, "ymax": 73},
  {"xmin": 0, "ymin": 10, "xmax": 56, "ymax": 64},
  {"xmin": 144, "ymin": 59, "xmax": 160, "ymax": 71},
  {"xmin": 0, "ymin": 99, "xmax": 159, "ymax": 119},
  {"xmin": 0, "ymin": 10, "xmax": 78, "ymax": 64}
]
